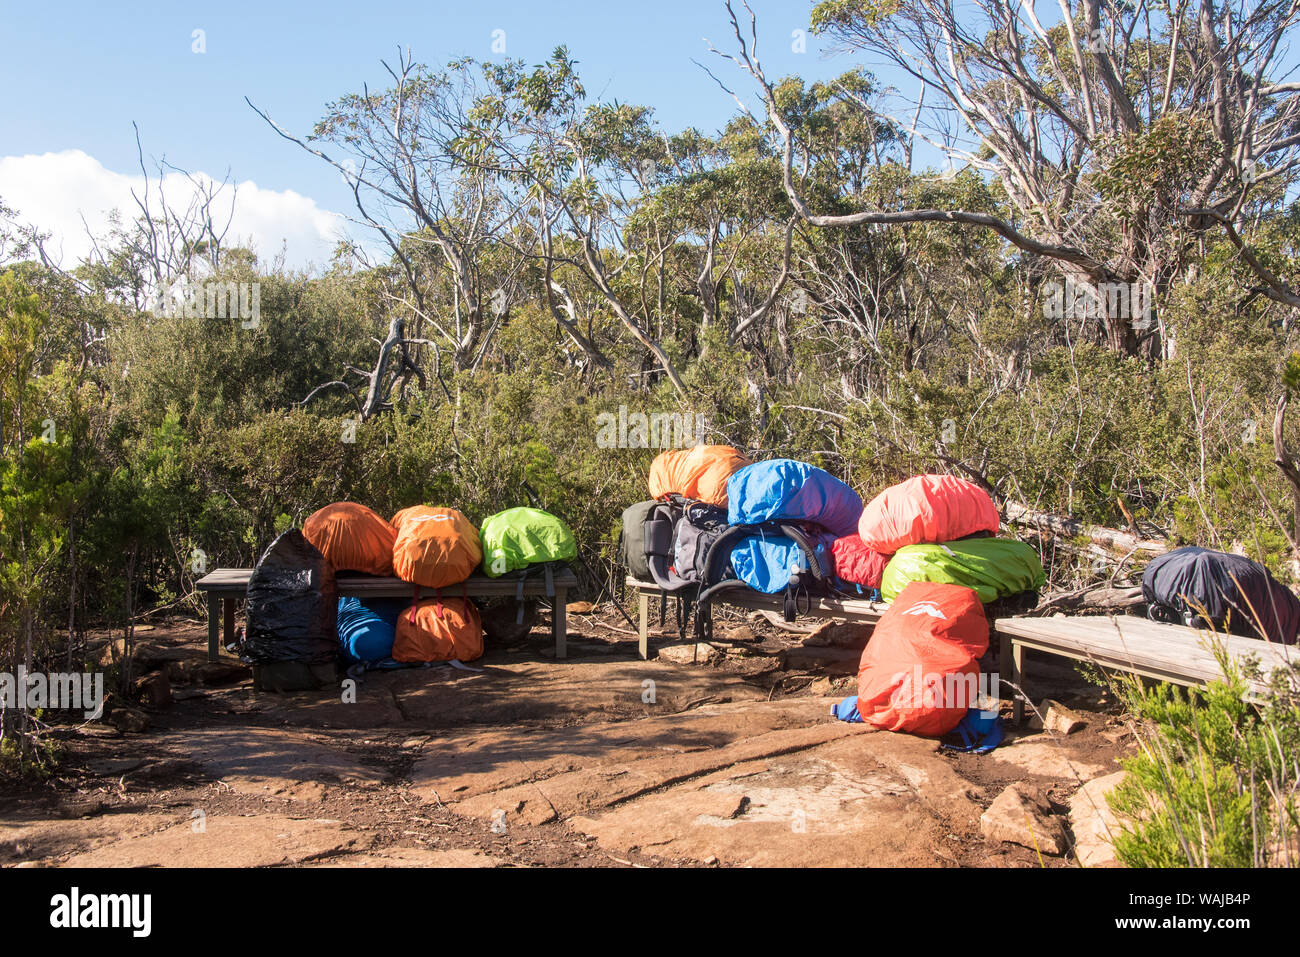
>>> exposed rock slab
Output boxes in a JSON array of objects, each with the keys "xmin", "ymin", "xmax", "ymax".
[
  {"xmin": 56, "ymin": 814, "xmax": 372, "ymax": 867},
  {"xmin": 980, "ymin": 783, "xmax": 1067, "ymax": 855},
  {"xmin": 1069, "ymin": 771, "xmax": 1129, "ymax": 867}
]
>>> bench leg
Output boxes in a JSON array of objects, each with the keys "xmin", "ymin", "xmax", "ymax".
[
  {"xmin": 999, "ymin": 632, "xmax": 1026, "ymax": 725},
  {"xmin": 638, "ymin": 589, "xmax": 649, "ymax": 660},
  {"xmin": 207, "ymin": 592, "xmax": 220, "ymax": 663},
  {"xmin": 554, "ymin": 588, "xmax": 567, "ymax": 659},
  {"xmin": 223, "ymin": 597, "xmax": 235, "ymax": 654}
]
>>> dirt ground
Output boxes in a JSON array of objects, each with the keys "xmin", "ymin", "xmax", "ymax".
[{"xmin": 0, "ymin": 601, "xmax": 1137, "ymax": 868}]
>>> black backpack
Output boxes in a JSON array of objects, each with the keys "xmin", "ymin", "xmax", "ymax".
[
  {"xmin": 1142, "ymin": 546, "xmax": 1300, "ymax": 644},
  {"xmin": 623, "ymin": 497, "xmax": 737, "ymax": 593},
  {"xmin": 691, "ymin": 520, "xmax": 835, "ymax": 640},
  {"xmin": 243, "ymin": 529, "xmax": 339, "ymax": 664}
]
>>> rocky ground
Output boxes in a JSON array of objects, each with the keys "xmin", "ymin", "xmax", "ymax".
[{"xmin": 0, "ymin": 602, "xmax": 1136, "ymax": 867}]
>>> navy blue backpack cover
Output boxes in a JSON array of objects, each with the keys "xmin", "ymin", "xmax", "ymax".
[{"xmin": 1142, "ymin": 546, "xmax": 1300, "ymax": 645}]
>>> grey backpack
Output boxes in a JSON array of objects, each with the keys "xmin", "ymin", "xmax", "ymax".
[
  {"xmin": 672, "ymin": 502, "xmax": 730, "ymax": 585},
  {"xmin": 621, "ymin": 499, "xmax": 685, "ymax": 587}
]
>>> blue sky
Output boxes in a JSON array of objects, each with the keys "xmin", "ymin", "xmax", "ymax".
[{"xmin": 0, "ymin": 0, "xmax": 864, "ymax": 268}]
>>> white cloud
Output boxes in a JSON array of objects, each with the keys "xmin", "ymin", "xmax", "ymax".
[{"xmin": 0, "ymin": 150, "xmax": 347, "ymax": 272}]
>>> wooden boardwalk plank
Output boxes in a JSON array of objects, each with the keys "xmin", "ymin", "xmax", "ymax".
[{"xmin": 995, "ymin": 613, "xmax": 1298, "ymax": 722}]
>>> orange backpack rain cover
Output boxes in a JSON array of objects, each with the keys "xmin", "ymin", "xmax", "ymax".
[
  {"xmin": 390, "ymin": 506, "xmax": 482, "ymax": 589},
  {"xmin": 856, "ymin": 581, "xmax": 989, "ymax": 737},
  {"xmin": 393, "ymin": 597, "xmax": 484, "ymax": 663},
  {"xmin": 858, "ymin": 474, "xmax": 1000, "ymax": 554},
  {"xmin": 648, "ymin": 445, "xmax": 751, "ymax": 506},
  {"xmin": 302, "ymin": 502, "xmax": 397, "ymax": 576}
]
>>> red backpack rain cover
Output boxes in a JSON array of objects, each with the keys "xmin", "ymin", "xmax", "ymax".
[
  {"xmin": 831, "ymin": 534, "xmax": 889, "ymax": 589},
  {"xmin": 858, "ymin": 474, "xmax": 1000, "ymax": 553},
  {"xmin": 857, "ymin": 581, "xmax": 989, "ymax": 736}
]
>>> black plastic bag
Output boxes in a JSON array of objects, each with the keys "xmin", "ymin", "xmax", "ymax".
[
  {"xmin": 243, "ymin": 529, "xmax": 339, "ymax": 663},
  {"xmin": 1142, "ymin": 546, "xmax": 1300, "ymax": 645}
]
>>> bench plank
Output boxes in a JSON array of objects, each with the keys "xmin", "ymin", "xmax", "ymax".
[
  {"xmin": 195, "ymin": 567, "xmax": 577, "ymax": 662},
  {"xmin": 626, "ymin": 576, "xmax": 888, "ymax": 660},
  {"xmin": 197, "ymin": 568, "xmax": 577, "ymax": 596}
]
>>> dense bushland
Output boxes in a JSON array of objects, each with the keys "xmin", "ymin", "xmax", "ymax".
[{"xmin": 3, "ymin": 1, "xmax": 1300, "ymax": 820}]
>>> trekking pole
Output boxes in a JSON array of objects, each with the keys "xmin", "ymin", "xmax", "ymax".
[{"xmin": 519, "ymin": 481, "xmax": 640, "ymax": 630}]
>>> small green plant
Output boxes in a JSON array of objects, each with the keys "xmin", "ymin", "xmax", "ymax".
[
  {"xmin": 0, "ymin": 731, "xmax": 64, "ymax": 781},
  {"xmin": 1108, "ymin": 645, "xmax": 1300, "ymax": 867}
]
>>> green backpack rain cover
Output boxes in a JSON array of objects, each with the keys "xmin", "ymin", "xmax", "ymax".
[
  {"xmin": 881, "ymin": 538, "xmax": 1046, "ymax": 603},
  {"xmin": 480, "ymin": 507, "xmax": 578, "ymax": 577}
]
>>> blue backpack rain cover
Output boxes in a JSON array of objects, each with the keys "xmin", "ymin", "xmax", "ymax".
[
  {"xmin": 337, "ymin": 596, "xmax": 406, "ymax": 664},
  {"xmin": 726, "ymin": 459, "xmax": 863, "ymax": 538},
  {"xmin": 730, "ymin": 529, "xmax": 833, "ymax": 594}
]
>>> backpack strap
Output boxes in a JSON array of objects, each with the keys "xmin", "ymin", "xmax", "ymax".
[
  {"xmin": 644, "ymin": 500, "xmax": 694, "ymax": 591},
  {"xmin": 692, "ymin": 524, "xmax": 753, "ymax": 641},
  {"xmin": 776, "ymin": 523, "xmax": 828, "ymax": 581}
]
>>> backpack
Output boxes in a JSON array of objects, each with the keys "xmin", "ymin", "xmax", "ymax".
[
  {"xmin": 480, "ymin": 506, "xmax": 579, "ymax": 625},
  {"xmin": 1142, "ymin": 546, "xmax": 1300, "ymax": 644},
  {"xmin": 479, "ymin": 507, "xmax": 578, "ymax": 576},
  {"xmin": 726, "ymin": 459, "xmax": 864, "ymax": 538},
  {"xmin": 302, "ymin": 502, "xmax": 397, "ymax": 577},
  {"xmin": 728, "ymin": 526, "xmax": 834, "ymax": 594},
  {"xmin": 648, "ymin": 445, "xmax": 752, "ymax": 507},
  {"xmin": 880, "ymin": 538, "xmax": 1046, "ymax": 604},
  {"xmin": 692, "ymin": 520, "xmax": 836, "ymax": 638},
  {"xmin": 831, "ymin": 533, "xmax": 890, "ymax": 590},
  {"xmin": 244, "ymin": 529, "xmax": 338, "ymax": 664},
  {"xmin": 337, "ymin": 595, "xmax": 406, "ymax": 664},
  {"xmin": 671, "ymin": 501, "xmax": 730, "ymax": 585},
  {"xmin": 859, "ymin": 474, "xmax": 1000, "ymax": 553},
  {"xmin": 621, "ymin": 498, "xmax": 687, "ymax": 588},
  {"xmin": 391, "ymin": 506, "xmax": 482, "ymax": 589},
  {"xmin": 857, "ymin": 581, "xmax": 989, "ymax": 737},
  {"xmin": 393, "ymin": 596, "xmax": 485, "ymax": 663}
]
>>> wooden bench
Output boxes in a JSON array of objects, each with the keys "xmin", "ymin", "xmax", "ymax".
[
  {"xmin": 995, "ymin": 614, "xmax": 1298, "ymax": 723},
  {"xmin": 627, "ymin": 576, "xmax": 889, "ymax": 660},
  {"xmin": 196, "ymin": 567, "xmax": 578, "ymax": 663}
]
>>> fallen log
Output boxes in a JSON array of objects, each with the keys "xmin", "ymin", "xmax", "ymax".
[
  {"xmin": 1003, "ymin": 502, "xmax": 1168, "ymax": 556},
  {"xmin": 1028, "ymin": 585, "xmax": 1145, "ymax": 617}
]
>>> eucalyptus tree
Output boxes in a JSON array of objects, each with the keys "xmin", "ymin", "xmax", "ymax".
[
  {"xmin": 461, "ymin": 49, "xmax": 697, "ymax": 395},
  {"xmin": 633, "ymin": 120, "xmax": 795, "ymax": 352},
  {"xmin": 721, "ymin": 0, "xmax": 1300, "ymax": 358},
  {"xmin": 250, "ymin": 52, "xmax": 537, "ymax": 415}
]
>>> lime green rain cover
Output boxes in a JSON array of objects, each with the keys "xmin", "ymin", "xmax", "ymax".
[
  {"xmin": 479, "ymin": 507, "xmax": 578, "ymax": 577},
  {"xmin": 880, "ymin": 538, "xmax": 1046, "ymax": 603}
]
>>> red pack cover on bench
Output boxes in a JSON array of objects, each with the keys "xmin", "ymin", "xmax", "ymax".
[
  {"xmin": 858, "ymin": 474, "xmax": 999, "ymax": 553},
  {"xmin": 831, "ymin": 534, "xmax": 889, "ymax": 589}
]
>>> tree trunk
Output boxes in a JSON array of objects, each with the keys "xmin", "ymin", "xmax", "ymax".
[{"xmin": 1003, "ymin": 501, "xmax": 1168, "ymax": 555}]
